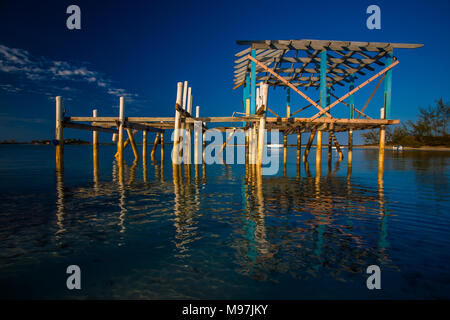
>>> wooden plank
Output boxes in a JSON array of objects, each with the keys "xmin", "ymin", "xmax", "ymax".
[
  {"xmin": 357, "ymin": 73, "xmax": 386, "ymax": 118},
  {"xmin": 310, "ymin": 59, "xmax": 400, "ymax": 120},
  {"xmin": 247, "ymin": 54, "xmax": 333, "ymax": 118},
  {"xmin": 123, "ymin": 121, "xmax": 164, "ymax": 133},
  {"xmin": 63, "ymin": 121, "xmax": 118, "ymax": 133}
]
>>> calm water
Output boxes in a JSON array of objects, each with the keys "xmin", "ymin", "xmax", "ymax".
[{"xmin": 0, "ymin": 144, "xmax": 449, "ymax": 299}]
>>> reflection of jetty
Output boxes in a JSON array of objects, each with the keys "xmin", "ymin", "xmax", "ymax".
[{"xmin": 54, "ymin": 39, "xmax": 422, "ymax": 175}]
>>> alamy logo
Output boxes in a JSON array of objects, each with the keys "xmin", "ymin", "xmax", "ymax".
[
  {"xmin": 66, "ymin": 265, "xmax": 81, "ymax": 290},
  {"xmin": 366, "ymin": 5, "xmax": 381, "ymax": 30},
  {"xmin": 171, "ymin": 128, "xmax": 280, "ymax": 175},
  {"xmin": 366, "ymin": 265, "xmax": 381, "ymax": 290},
  {"xmin": 66, "ymin": 5, "xmax": 81, "ymax": 30}
]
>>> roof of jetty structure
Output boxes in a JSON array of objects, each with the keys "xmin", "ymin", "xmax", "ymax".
[{"xmin": 233, "ymin": 39, "xmax": 423, "ymax": 89}]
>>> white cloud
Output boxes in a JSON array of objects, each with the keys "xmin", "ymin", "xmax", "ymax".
[{"xmin": 0, "ymin": 44, "xmax": 140, "ymax": 104}]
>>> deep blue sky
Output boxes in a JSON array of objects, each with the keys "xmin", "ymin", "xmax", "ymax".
[{"xmin": 0, "ymin": 0, "xmax": 448, "ymax": 143}]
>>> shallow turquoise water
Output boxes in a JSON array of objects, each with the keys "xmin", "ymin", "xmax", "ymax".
[{"xmin": 0, "ymin": 144, "xmax": 449, "ymax": 299}]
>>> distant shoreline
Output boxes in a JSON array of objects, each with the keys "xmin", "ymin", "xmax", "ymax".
[{"xmin": 1, "ymin": 141, "xmax": 449, "ymax": 151}]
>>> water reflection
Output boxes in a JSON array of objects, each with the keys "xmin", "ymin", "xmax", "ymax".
[{"xmin": 9, "ymin": 146, "xmax": 450, "ymax": 298}]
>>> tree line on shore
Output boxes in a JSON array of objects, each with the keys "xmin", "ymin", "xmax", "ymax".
[{"xmin": 362, "ymin": 98, "xmax": 450, "ymax": 147}]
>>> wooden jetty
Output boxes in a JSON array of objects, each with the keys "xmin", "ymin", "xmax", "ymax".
[{"xmin": 54, "ymin": 39, "xmax": 423, "ymax": 173}]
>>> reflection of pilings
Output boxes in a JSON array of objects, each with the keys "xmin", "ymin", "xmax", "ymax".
[
  {"xmin": 55, "ymin": 169, "xmax": 66, "ymax": 236},
  {"xmin": 296, "ymin": 149, "xmax": 301, "ymax": 180},
  {"xmin": 377, "ymin": 160, "xmax": 389, "ymax": 262},
  {"xmin": 128, "ymin": 160, "xmax": 138, "ymax": 185},
  {"xmin": 117, "ymin": 160, "xmax": 126, "ymax": 235},
  {"xmin": 172, "ymin": 162, "xmax": 200, "ymax": 258}
]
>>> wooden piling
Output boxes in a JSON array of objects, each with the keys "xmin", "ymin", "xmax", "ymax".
[
  {"xmin": 117, "ymin": 97, "xmax": 125, "ymax": 165},
  {"xmin": 160, "ymin": 131, "xmax": 165, "ymax": 162},
  {"xmin": 142, "ymin": 130, "xmax": 147, "ymax": 163},
  {"xmin": 194, "ymin": 106, "xmax": 201, "ymax": 165},
  {"xmin": 127, "ymin": 128, "xmax": 139, "ymax": 161},
  {"xmin": 328, "ymin": 131, "xmax": 332, "ymax": 162},
  {"xmin": 330, "ymin": 131, "xmax": 343, "ymax": 161},
  {"xmin": 151, "ymin": 132, "xmax": 160, "ymax": 160},
  {"xmin": 257, "ymin": 83, "xmax": 268, "ymax": 166},
  {"xmin": 92, "ymin": 109, "xmax": 99, "ymax": 179},
  {"xmin": 184, "ymin": 87, "xmax": 192, "ymax": 164},
  {"xmin": 173, "ymin": 82, "xmax": 183, "ymax": 164},
  {"xmin": 316, "ymin": 130, "xmax": 323, "ymax": 165},
  {"xmin": 303, "ymin": 130, "xmax": 316, "ymax": 162},
  {"xmin": 348, "ymin": 129, "xmax": 353, "ymax": 164},
  {"xmin": 379, "ymin": 125, "xmax": 385, "ymax": 167},
  {"xmin": 55, "ymin": 96, "xmax": 64, "ymax": 170}
]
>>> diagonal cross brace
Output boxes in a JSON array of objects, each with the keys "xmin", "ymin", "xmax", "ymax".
[
  {"xmin": 310, "ymin": 58, "xmax": 400, "ymax": 121},
  {"xmin": 247, "ymin": 54, "xmax": 333, "ymax": 118}
]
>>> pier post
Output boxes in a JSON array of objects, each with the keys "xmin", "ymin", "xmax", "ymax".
[
  {"xmin": 194, "ymin": 106, "xmax": 201, "ymax": 165},
  {"xmin": 257, "ymin": 83, "xmax": 268, "ymax": 167},
  {"xmin": 126, "ymin": 128, "xmax": 139, "ymax": 161},
  {"xmin": 142, "ymin": 130, "xmax": 147, "ymax": 163},
  {"xmin": 173, "ymin": 82, "xmax": 183, "ymax": 164},
  {"xmin": 117, "ymin": 97, "xmax": 125, "ymax": 165},
  {"xmin": 185, "ymin": 88, "xmax": 193, "ymax": 164},
  {"xmin": 316, "ymin": 130, "xmax": 322, "ymax": 166},
  {"xmin": 379, "ymin": 125, "xmax": 385, "ymax": 168},
  {"xmin": 303, "ymin": 130, "xmax": 316, "ymax": 162},
  {"xmin": 151, "ymin": 132, "xmax": 160, "ymax": 160},
  {"xmin": 286, "ymin": 88, "xmax": 291, "ymax": 118},
  {"xmin": 160, "ymin": 131, "xmax": 165, "ymax": 162},
  {"xmin": 348, "ymin": 129, "xmax": 353, "ymax": 165},
  {"xmin": 297, "ymin": 132, "xmax": 301, "ymax": 163},
  {"xmin": 327, "ymin": 131, "xmax": 332, "ymax": 163},
  {"xmin": 92, "ymin": 109, "xmax": 99, "ymax": 179},
  {"xmin": 331, "ymin": 131, "xmax": 343, "ymax": 161},
  {"xmin": 384, "ymin": 51, "xmax": 393, "ymax": 119},
  {"xmin": 55, "ymin": 96, "xmax": 64, "ymax": 170},
  {"xmin": 317, "ymin": 50, "xmax": 327, "ymax": 166},
  {"xmin": 250, "ymin": 49, "xmax": 256, "ymax": 114}
]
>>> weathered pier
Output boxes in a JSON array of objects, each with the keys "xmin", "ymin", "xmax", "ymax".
[{"xmin": 54, "ymin": 39, "xmax": 422, "ymax": 175}]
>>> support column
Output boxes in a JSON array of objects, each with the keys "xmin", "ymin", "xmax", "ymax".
[
  {"xmin": 296, "ymin": 132, "xmax": 301, "ymax": 164},
  {"xmin": 328, "ymin": 131, "xmax": 332, "ymax": 162},
  {"xmin": 194, "ymin": 106, "xmax": 202, "ymax": 165},
  {"xmin": 250, "ymin": 49, "xmax": 256, "ymax": 115},
  {"xmin": 173, "ymin": 82, "xmax": 183, "ymax": 164},
  {"xmin": 317, "ymin": 50, "xmax": 327, "ymax": 165},
  {"xmin": 286, "ymin": 88, "xmax": 291, "ymax": 117},
  {"xmin": 379, "ymin": 125, "xmax": 385, "ymax": 168},
  {"xmin": 117, "ymin": 97, "xmax": 125, "ymax": 165},
  {"xmin": 55, "ymin": 96, "xmax": 64, "ymax": 171},
  {"xmin": 384, "ymin": 51, "xmax": 393, "ymax": 120},
  {"xmin": 303, "ymin": 130, "xmax": 316, "ymax": 162},
  {"xmin": 142, "ymin": 130, "xmax": 147, "ymax": 163},
  {"xmin": 127, "ymin": 128, "xmax": 139, "ymax": 162},
  {"xmin": 316, "ymin": 131, "xmax": 322, "ymax": 166},
  {"xmin": 348, "ymin": 129, "xmax": 353, "ymax": 165},
  {"xmin": 160, "ymin": 131, "xmax": 165, "ymax": 163},
  {"xmin": 92, "ymin": 109, "xmax": 99, "ymax": 179},
  {"xmin": 151, "ymin": 132, "xmax": 160, "ymax": 160}
]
